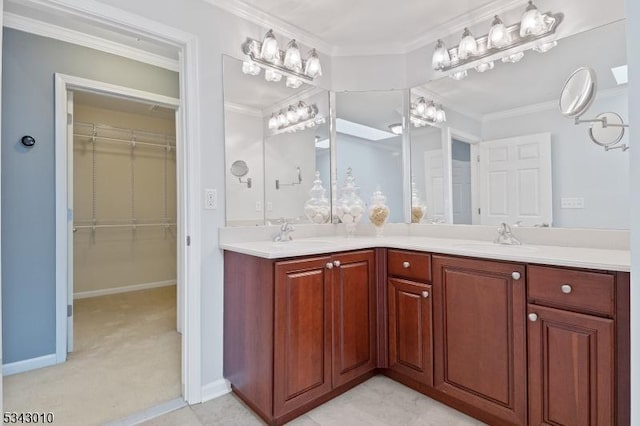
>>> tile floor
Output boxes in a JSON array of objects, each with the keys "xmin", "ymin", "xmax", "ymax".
[{"xmin": 143, "ymin": 376, "xmax": 486, "ymax": 426}]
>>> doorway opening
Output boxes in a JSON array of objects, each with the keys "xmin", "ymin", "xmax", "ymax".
[{"xmin": 451, "ymin": 139, "xmax": 473, "ymax": 225}]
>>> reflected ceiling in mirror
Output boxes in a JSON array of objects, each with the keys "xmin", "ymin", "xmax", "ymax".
[{"xmin": 410, "ymin": 20, "xmax": 628, "ymax": 230}]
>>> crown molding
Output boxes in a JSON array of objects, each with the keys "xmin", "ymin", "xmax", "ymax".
[
  {"xmin": 3, "ymin": 12, "xmax": 180, "ymax": 71},
  {"xmin": 224, "ymin": 101, "xmax": 263, "ymax": 117},
  {"xmin": 203, "ymin": 0, "xmax": 333, "ymax": 54},
  {"xmin": 482, "ymin": 85, "xmax": 628, "ymax": 122}
]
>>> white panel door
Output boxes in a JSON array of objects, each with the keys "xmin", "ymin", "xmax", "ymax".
[
  {"xmin": 451, "ymin": 159, "xmax": 472, "ymax": 224},
  {"xmin": 424, "ymin": 150, "xmax": 445, "ymax": 221},
  {"xmin": 479, "ymin": 133, "xmax": 552, "ymax": 226}
]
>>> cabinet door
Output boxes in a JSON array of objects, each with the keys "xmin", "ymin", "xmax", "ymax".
[
  {"xmin": 388, "ymin": 278, "xmax": 433, "ymax": 386},
  {"xmin": 433, "ymin": 256, "xmax": 527, "ymax": 425},
  {"xmin": 274, "ymin": 256, "xmax": 333, "ymax": 417},
  {"xmin": 332, "ymin": 250, "xmax": 377, "ymax": 388},
  {"xmin": 528, "ymin": 304, "xmax": 614, "ymax": 426}
]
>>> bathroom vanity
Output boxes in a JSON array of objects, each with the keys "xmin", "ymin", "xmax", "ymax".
[{"xmin": 222, "ymin": 237, "xmax": 630, "ymax": 425}]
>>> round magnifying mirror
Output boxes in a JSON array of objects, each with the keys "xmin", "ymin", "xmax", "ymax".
[
  {"xmin": 230, "ymin": 160, "xmax": 249, "ymax": 178},
  {"xmin": 559, "ymin": 67, "xmax": 597, "ymax": 118},
  {"xmin": 589, "ymin": 112, "xmax": 625, "ymax": 147}
]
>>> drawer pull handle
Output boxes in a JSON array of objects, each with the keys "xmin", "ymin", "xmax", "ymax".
[
  {"xmin": 326, "ymin": 262, "xmax": 333, "ymax": 270},
  {"xmin": 561, "ymin": 284, "xmax": 572, "ymax": 294},
  {"xmin": 528, "ymin": 313, "xmax": 538, "ymax": 322},
  {"xmin": 512, "ymin": 271, "xmax": 521, "ymax": 280},
  {"xmin": 333, "ymin": 260, "xmax": 341, "ymax": 267},
  {"xmin": 402, "ymin": 261, "xmax": 410, "ymax": 268},
  {"xmin": 421, "ymin": 291, "xmax": 429, "ymax": 298}
]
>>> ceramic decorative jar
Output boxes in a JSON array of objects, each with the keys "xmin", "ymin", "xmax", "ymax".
[
  {"xmin": 335, "ymin": 167, "xmax": 365, "ymax": 237},
  {"xmin": 368, "ymin": 186, "xmax": 390, "ymax": 237},
  {"xmin": 303, "ymin": 171, "xmax": 331, "ymax": 224},
  {"xmin": 411, "ymin": 178, "xmax": 427, "ymax": 223}
]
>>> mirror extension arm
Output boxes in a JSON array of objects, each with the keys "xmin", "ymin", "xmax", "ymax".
[{"xmin": 276, "ymin": 166, "xmax": 302, "ymax": 190}]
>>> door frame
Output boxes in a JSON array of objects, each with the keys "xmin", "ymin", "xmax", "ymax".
[{"xmin": 31, "ymin": 1, "xmax": 203, "ymax": 403}]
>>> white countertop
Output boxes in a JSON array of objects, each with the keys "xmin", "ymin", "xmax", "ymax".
[{"xmin": 219, "ymin": 235, "xmax": 630, "ymax": 272}]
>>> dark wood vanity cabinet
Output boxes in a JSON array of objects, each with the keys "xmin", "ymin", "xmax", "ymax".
[
  {"xmin": 224, "ymin": 249, "xmax": 376, "ymax": 425},
  {"xmin": 432, "ymin": 255, "xmax": 528, "ymax": 425}
]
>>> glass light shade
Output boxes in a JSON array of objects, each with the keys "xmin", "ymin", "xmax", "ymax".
[
  {"xmin": 297, "ymin": 102, "xmax": 310, "ymax": 120},
  {"xmin": 283, "ymin": 39, "xmax": 302, "ymax": 71},
  {"xmin": 268, "ymin": 114, "xmax": 278, "ymax": 130},
  {"xmin": 304, "ymin": 49, "xmax": 322, "ymax": 78},
  {"xmin": 475, "ymin": 61, "xmax": 495, "ymax": 73},
  {"xmin": 450, "ymin": 70, "xmax": 468, "ymax": 80},
  {"xmin": 533, "ymin": 40, "xmax": 557, "ymax": 53},
  {"xmin": 457, "ymin": 28, "xmax": 478, "ymax": 60},
  {"xmin": 520, "ymin": 1, "xmax": 544, "ymax": 37},
  {"xmin": 277, "ymin": 112, "xmax": 288, "ymax": 127},
  {"xmin": 487, "ymin": 16, "xmax": 510, "ymax": 49},
  {"xmin": 286, "ymin": 106, "xmax": 299, "ymax": 123},
  {"xmin": 264, "ymin": 69, "xmax": 283, "ymax": 82},
  {"xmin": 260, "ymin": 30, "xmax": 279, "ymax": 62},
  {"xmin": 425, "ymin": 102, "xmax": 437, "ymax": 120},
  {"xmin": 502, "ymin": 51, "xmax": 525, "ymax": 63},
  {"xmin": 285, "ymin": 76, "xmax": 303, "ymax": 89},
  {"xmin": 415, "ymin": 98, "xmax": 427, "ymax": 115},
  {"xmin": 242, "ymin": 60, "xmax": 261, "ymax": 76},
  {"xmin": 432, "ymin": 39, "xmax": 451, "ymax": 70},
  {"xmin": 388, "ymin": 123, "xmax": 403, "ymax": 135},
  {"xmin": 435, "ymin": 106, "xmax": 447, "ymax": 123}
]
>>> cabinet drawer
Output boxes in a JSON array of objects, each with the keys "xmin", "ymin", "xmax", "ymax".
[
  {"xmin": 528, "ymin": 265, "xmax": 615, "ymax": 316},
  {"xmin": 388, "ymin": 250, "xmax": 431, "ymax": 282}
]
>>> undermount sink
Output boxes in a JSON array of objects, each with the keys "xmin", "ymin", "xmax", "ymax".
[{"xmin": 453, "ymin": 242, "xmax": 539, "ymax": 253}]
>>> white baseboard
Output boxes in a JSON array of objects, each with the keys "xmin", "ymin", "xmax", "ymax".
[
  {"xmin": 201, "ymin": 378, "xmax": 231, "ymax": 403},
  {"xmin": 74, "ymin": 280, "xmax": 176, "ymax": 299},
  {"xmin": 3, "ymin": 353, "xmax": 58, "ymax": 376}
]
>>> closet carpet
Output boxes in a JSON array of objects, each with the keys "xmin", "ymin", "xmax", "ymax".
[{"xmin": 3, "ymin": 286, "xmax": 181, "ymax": 426}]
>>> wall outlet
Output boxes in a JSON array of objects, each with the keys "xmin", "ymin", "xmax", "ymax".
[
  {"xmin": 205, "ymin": 188, "xmax": 217, "ymax": 210},
  {"xmin": 560, "ymin": 197, "xmax": 585, "ymax": 209},
  {"xmin": 267, "ymin": 202, "xmax": 273, "ymax": 212},
  {"xmin": 255, "ymin": 201, "xmax": 262, "ymax": 212}
]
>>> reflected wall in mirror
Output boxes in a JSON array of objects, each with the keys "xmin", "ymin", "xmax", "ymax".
[
  {"xmin": 411, "ymin": 20, "xmax": 628, "ymax": 230},
  {"xmin": 223, "ymin": 55, "xmax": 331, "ymax": 226},
  {"xmin": 330, "ymin": 91, "xmax": 405, "ymax": 224}
]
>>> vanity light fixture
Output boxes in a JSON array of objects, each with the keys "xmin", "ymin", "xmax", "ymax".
[
  {"xmin": 410, "ymin": 98, "xmax": 447, "ymax": 126},
  {"xmin": 269, "ymin": 101, "xmax": 326, "ymax": 135},
  {"xmin": 242, "ymin": 29, "xmax": 323, "ymax": 86},
  {"xmin": 432, "ymin": 3, "xmax": 563, "ymax": 80}
]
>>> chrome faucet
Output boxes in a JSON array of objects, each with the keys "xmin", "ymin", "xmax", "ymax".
[
  {"xmin": 274, "ymin": 221, "xmax": 295, "ymax": 242},
  {"xmin": 494, "ymin": 222, "xmax": 522, "ymax": 245}
]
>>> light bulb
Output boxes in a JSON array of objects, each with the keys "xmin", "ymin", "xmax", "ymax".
[
  {"xmin": 277, "ymin": 112, "xmax": 288, "ymax": 127},
  {"xmin": 268, "ymin": 114, "xmax": 278, "ymax": 130},
  {"xmin": 242, "ymin": 60, "xmax": 260, "ymax": 76},
  {"xmin": 502, "ymin": 51, "xmax": 525, "ymax": 63},
  {"xmin": 533, "ymin": 40, "xmax": 557, "ymax": 53},
  {"xmin": 264, "ymin": 69, "xmax": 283, "ymax": 82},
  {"xmin": 286, "ymin": 76, "xmax": 303, "ymax": 89},
  {"xmin": 520, "ymin": 1, "xmax": 544, "ymax": 37},
  {"xmin": 458, "ymin": 28, "xmax": 478, "ymax": 60},
  {"xmin": 286, "ymin": 105, "xmax": 299, "ymax": 123},
  {"xmin": 475, "ymin": 61, "xmax": 495, "ymax": 73},
  {"xmin": 415, "ymin": 98, "xmax": 427, "ymax": 115},
  {"xmin": 425, "ymin": 102, "xmax": 437, "ymax": 120},
  {"xmin": 450, "ymin": 70, "xmax": 468, "ymax": 80},
  {"xmin": 284, "ymin": 39, "xmax": 302, "ymax": 71},
  {"xmin": 432, "ymin": 39, "xmax": 451, "ymax": 70},
  {"xmin": 488, "ymin": 15, "xmax": 510, "ymax": 49},
  {"xmin": 304, "ymin": 49, "xmax": 322, "ymax": 78},
  {"xmin": 297, "ymin": 101, "xmax": 310, "ymax": 120},
  {"xmin": 260, "ymin": 30, "xmax": 279, "ymax": 62},
  {"xmin": 435, "ymin": 106, "xmax": 447, "ymax": 123}
]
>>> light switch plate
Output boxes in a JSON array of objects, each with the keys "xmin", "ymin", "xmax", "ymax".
[
  {"xmin": 205, "ymin": 189, "xmax": 217, "ymax": 210},
  {"xmin": 561, "ymin": 197, "xmax": 585, "ymax": 209}
]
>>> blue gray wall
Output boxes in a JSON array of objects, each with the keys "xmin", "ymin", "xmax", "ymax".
[{"xmin": 1, "ymin": 28, "xmax": 179, "ymax": 364}]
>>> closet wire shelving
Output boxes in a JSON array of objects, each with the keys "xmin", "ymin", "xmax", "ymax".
[{"xmin": 73, "ymin": 121, "xmax": 177, "ymax": 241}]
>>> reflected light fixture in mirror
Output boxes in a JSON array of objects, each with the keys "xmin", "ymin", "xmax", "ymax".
[
  {"xmin": 432, "ymin": 39, "xmax": 451, "ymax": 70},
  {"xmin": 268, "ymin": 102, "xmax": 326, "ymax": 134},
  {"xmin": 388, "ymin": 123, "xmax": 403, "ymax": 135},
  {"xmin": 488, "ymin": 15, "xmax": 509, "ymax": 49},
  {"xmin": 410, "ymin": 97, "xmax": 446, "ymax": 126}
]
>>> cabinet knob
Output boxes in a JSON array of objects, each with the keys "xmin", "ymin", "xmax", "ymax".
[
  {"xmin": 561, "ymin": 284, "xmax": 572, "ymax": 294},
  {"xmin": 333, "ymin": 260, "xmax": 341, "ymax": 267},
  {"xmin": 528, "ymin": 313, "xmax": 538, "ymax": 322},
  {"xmin": 326, "ymin": 262, "xmax": 333, "ymax": 270},
  {"xmin": 402, "ymin": 261, "xmax": 410, "ymax": 268},
  {"xmin": 421, "ymin": 291, "xmax": 429, "ymax": 298},
  {"xmin": 512, "ymin": 271, "xmax": 521, "ymax": 280}
]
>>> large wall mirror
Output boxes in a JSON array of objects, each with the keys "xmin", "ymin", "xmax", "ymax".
[
  {"xmin": 223, "ymin": 55, "xmax": 331, "ymax": 226},
  {"xmin": 410, "ymin": 20, "xmax": 628, "ymax": 229}
]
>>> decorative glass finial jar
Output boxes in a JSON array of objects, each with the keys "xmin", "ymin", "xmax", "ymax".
[
  {"xmin": 368, "ymin": 186, "xmax": 390, "ymax": 237},
  {"xmin": 335, "ymin": 167, "xmax": 365, "ymax": 237},
  {"xmin": 411, "ymin": 178, "xmax": 427, "ymax": 223},
  {"xmin": 303, "ymin": 171, "xmax": 331, "ymax": 224}
]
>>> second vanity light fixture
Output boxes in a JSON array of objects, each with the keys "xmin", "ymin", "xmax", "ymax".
[
  {"xmin": 242, "ymin": 29, "xmax": 323, "ymax": 88},
  {"xmin": 410, "ymin": 97, "xmax": 447, "ymax": 127},
  {"xmin": 267, "ymin": 101, "xmax": 326, "ymax": 134},
  {"xmin": 432, "ymin": 1, "xmax": 563, "ymax": 80}
]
